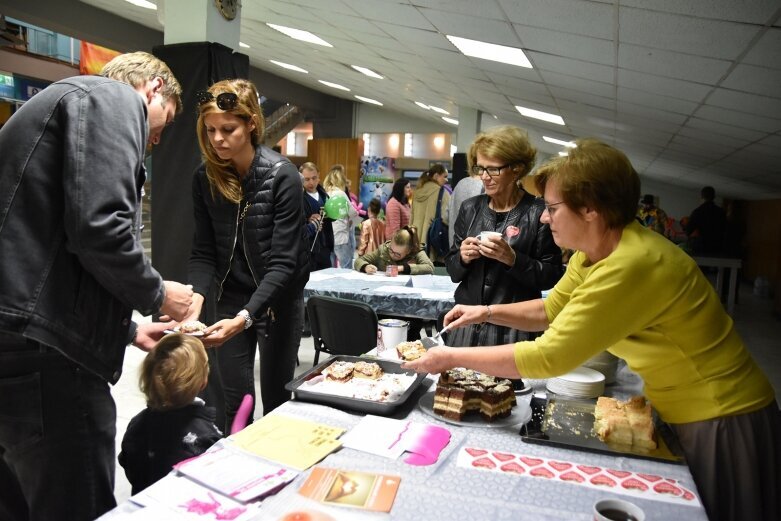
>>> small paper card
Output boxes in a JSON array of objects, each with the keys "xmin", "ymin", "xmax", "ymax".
[
  {"xmin": 298, "ymin": 467, "xmax": 400, "ymax": 513},
  {"xmin": 340, "ymin": 415, "xmax": 451, "ymax": 465},
  {"xmin": 231, "ymin": 414, "xmax": 345, "ymax": 471},
  {"xmin": 174, "ymin": 442, "xmax": 297, "ymax": 502}
]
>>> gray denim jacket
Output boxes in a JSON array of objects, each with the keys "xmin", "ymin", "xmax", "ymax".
[{"xmin": 0, "ymin": 75, "xmax": 165, "ymax": 383}]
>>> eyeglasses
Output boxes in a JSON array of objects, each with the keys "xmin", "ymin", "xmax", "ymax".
[
  {"xmin": 471, "ymin": 164, "xmax": 512, "ymax": 177},
  {"xmin": 389, "ymin": 246, "xmax": 407, "ymax": 258},
  {"xmin": 543, "ymin": 201, "xmax": 566, "ymax": 215},
  {"xmin": 196, "ymin": 91, "xmax": 238, "ymax": 111}
]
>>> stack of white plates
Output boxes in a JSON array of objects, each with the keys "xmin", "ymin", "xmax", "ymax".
[
  {"xmin": 546, "ymin": 366, "xmax": 605, "ymax": 398},
  {"xmin": 581, "ymin": 351, "xmax": 619, "ymax": 384}
]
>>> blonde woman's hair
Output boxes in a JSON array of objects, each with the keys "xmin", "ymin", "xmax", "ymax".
[
  {"xmin": 139, "ymin": 334, "xmax": 209, "ymax": 410},
  {"xmin": 393, "ymin": 226, "xmax": 421, "ymax": 254},
  {"xmin": 534, "ymin": 138, "xmax": 640, "ymax": 229},
  {"xmin": 196, "ymin": 78, "xmax": 265, "ymax": 204},
  {"xmin": 100, "ymin": 51, "xmax": 183, "ymax": 114},
  {"xmin": 322, "ymin": 164, "xmax": 348, "ymax": 192},
  {"xmin": 468, "ymin": 125, "xmax": 537, "ymax": 180}
]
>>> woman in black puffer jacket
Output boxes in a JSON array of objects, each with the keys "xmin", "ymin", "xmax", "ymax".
[{"xmin": 183, "ymin": 79, "xmax": 309, "ymax": 432}]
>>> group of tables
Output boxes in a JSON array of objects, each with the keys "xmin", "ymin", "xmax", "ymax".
[{"xmin": 101, "ymin": 269, "xmax": 708, "ymax": 520}]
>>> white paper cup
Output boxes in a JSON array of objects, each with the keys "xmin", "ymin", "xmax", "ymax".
[
  {"xmin": 479, "ymin": 231, "xmax": 502, "ymax": 243},
  {"xmin": 593, "ymin": 498, "xmax": 645, "ymax": 521},
  {"xmin": 377, "ymin": 319, "xmax": 408, "ymax": 359}
]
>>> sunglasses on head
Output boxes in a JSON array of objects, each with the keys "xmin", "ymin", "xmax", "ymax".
[{"xmin": 196, "ymin": 91, "xmax": 238, "ymax": 111}]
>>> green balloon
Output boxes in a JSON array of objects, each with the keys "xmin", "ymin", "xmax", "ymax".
[{"xmin": 325, "ymin": 195, "xmax": 349, "ymax": 219}]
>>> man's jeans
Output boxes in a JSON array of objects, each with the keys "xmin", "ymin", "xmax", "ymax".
[{"xmin": 0, "ymin": 336, "xmax": 117, "ymax": 521}]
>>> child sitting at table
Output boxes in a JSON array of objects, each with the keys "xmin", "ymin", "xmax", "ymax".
[
  {"xmin": 119, "ymin": 333, "xmax": 222, "ymax": 494},
  {"xmin": 354, "ymin": 226, "xmax": 434, "ymax": 275},
  {"xmin": 354, "ymin": 226, "xmax": 434, "ymax": 340}
]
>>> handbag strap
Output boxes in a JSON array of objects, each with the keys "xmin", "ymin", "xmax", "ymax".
[{"xmin": 434, "ymin": 186, "xmax": 445, "ymax": 219}]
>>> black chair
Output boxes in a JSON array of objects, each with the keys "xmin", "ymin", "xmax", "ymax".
[{"xmin": 306, "ymin": 295, "xmax": 378, "ymax": 366}]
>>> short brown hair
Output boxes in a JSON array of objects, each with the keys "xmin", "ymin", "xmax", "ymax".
[
  {"xmin": 468, "ymin": 125, "xmax": 537, "ymax": 178},
  {"xmin": 534, "ymin": 138, "xmax": 640, "ymax": 229},
  {"xmin": 100, "ymin": 51, "xmax": 182, "ymax": 114},
  {"xmin": 139, "ymin": 334, "xmax": 209, "ymax": 410},
  {"xmin": 299, "ymin": 161, "xmax": 318, "ymax": 173}
]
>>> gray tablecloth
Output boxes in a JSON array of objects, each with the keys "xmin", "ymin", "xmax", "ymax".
[{"xmin": 304, "ymin": 268, "xmax": 458, "ymax": 321}]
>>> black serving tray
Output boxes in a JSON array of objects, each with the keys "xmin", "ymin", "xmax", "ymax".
[
  {"xmin": 520, "ymin": 396, "xmax": 684, "ymax": 464},
  {"xmin": 285, "ymin": 355, "xmax": 428, "ymax": 415}
]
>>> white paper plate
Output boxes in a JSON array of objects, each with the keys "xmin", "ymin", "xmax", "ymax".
[{"xmin": 163, "ymin": 328, "xmax": 206, "ymax": 337}]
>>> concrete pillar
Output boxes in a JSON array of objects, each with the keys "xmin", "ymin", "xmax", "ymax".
[
  {"xmin": 161, "ymin": 0, "xmax": 241, "ymax": 49},
  {"xmin": 456, "ymin": 105, "xmax": 480, "ymax": 152}
]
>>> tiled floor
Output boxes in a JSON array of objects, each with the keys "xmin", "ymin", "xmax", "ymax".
[{"xmin": 111, "ymin": 282, "xmax": 781, "ymax": 504}]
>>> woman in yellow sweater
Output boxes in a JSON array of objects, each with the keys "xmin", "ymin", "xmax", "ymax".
[{"xmin": 403, "ymin": 139, "xmax": 779, "ymax": 521}]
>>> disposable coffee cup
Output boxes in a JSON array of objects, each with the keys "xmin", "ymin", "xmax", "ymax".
[
  {"xmin": 479, "ymin": 231, "xmax": 502, "ymax": 243},
  {"xmin": 593, "ymin": 498, "xmax": 645, "ymax": 521},
  {"xmin": 377, "ymin": 319, "xmax": 408, "ymax": 359}
]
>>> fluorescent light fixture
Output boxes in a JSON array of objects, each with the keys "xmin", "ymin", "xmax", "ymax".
[
  {"xmin": 239, "ymin": 42, "xmax": 250, "ymax": 48},
  {"xmin": 319, "ymin": 80, "xmax": 350, "ymax": 91},
  {"xmin": 269, "ymin": 60, "xmax": 308, "ymax": 73},
  {"xmin": 355, "ymin": 95, "xmax": 383, "ymax": 106},
  {"xmin": 267, "ymin": 23, "xmax": 333, "ymax": 47},
  {"xmin": 125, "ymin": 0, "xmax": 156, "ymax": 9},
  {"xmin": 442, "ymin": 117, "xmax": 459, "ymax": 125},
  {"xmin": 450, "ymin": 144, "xmax": 457, "ymax": 156},
  {"xmin": 515, "ymin": 105, "xmax": 565, "ymax": 125},
  {"xmin": 429, "ymin": 105, "xmax": 450, "ymax": 115},
  {"xmin": 558, "ymin": 151, "xmax": 569, "ymax": 157},
  {"xmin": 414, "ymin": 101, "xmax": 431, "ymax": 110},
  {"xmin": 351, "ymin": 65, "xmax": 383, "ymax": 79},
  {"xmin": 543, "ymin": 136, "xmax": 576, "ymax": 148},
  {"xmin": 447, "ymin": 35, "xmax": 532, "ymax": 68}
]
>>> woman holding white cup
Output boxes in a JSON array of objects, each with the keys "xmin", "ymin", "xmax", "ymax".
[{"xmin": 444, "ymin": 125, "xmax": 564, "ymax": 348}]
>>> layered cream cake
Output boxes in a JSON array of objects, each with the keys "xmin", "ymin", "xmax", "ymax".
[
  {"xmin": 433, "ymin": 368, "xmax": 516, "ymax": 422},
  {"xmin": 594, "ymin": 396, "xmax": 657, "ymax": 451}
]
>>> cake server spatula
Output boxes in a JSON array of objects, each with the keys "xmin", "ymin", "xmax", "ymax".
[{"xmin": 420, "ymin": 324, "xmax": 451, "ymax": 349}]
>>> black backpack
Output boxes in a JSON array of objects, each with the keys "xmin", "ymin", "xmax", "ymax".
[{"xmin": 427, "ymin": 187, "xmax": 449, "ymax": 257}]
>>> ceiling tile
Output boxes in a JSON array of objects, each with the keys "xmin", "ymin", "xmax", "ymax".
[
  {"xmin": 707, "ymin": 89, "xmax": 781, "ymax": 117},
  {"xmin": 500, "ymin": 0, "xmax": 615, "ymax": 40},
  {"xmin": 618, "ymin": 44, "xmax": 732, "ymax": 84},
  {"xmin": 618, "ymin": 69, "xmax": 711, "ymax": 102},
  {"xmin": 514, "ymin": 25, "xmax": 614, "ymax": 66},
  {"xmin": 721, "ymin": 64, "xmax": 781, "ymax": 99},
  {"xmin": 540, "ymin": 71, "xmax": 615, "ymax": 98},
  {"xmin": 340, "ymin": 0, "xmax": 433, "ymax": 29},
  {"xmin": 619, "ymin": 6, "xmax": 759, "ymax": 60},
  {"xmin": 618, "ymin": 0, "xmax": 780, "ymax": 24},
  {"xmin": 419, "ymin": 7, "xmax": 520, "ymax": 46},
  {"xmin": 743, "ymin": 27, "xmax": 781, "ymax": 70},
  {"xmin": 694, "ymin": 105, "xmax": 781, "ymax": 134},
  {"xmin": 617, "ymin": 89, "xmax": 699, "ymax": 116},
  {"xmin": 529, "ymin": 52, "xmax": 615, "ymax": 83}
]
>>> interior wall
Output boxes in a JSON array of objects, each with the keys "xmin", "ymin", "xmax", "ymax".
[
  {"xmin": 0, "ymin": 48, "xmax": 78, "ymax": 82},
  {"xmin": 355, "ymin": 104, "xmax": 451, "ymax": 134},
  {"xmin": 743, "ymin": 199, "xmax": 781, "ymax": 286},
  {"xmin": 638, "ymin": 177, "xmax": 703, "ymax": 219},
  {"xmin": 307, "ymin": 138, "xmax": 364, "ymax": 195}
]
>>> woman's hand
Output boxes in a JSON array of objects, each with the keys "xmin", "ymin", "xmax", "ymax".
[
  {"xmin": 200, "ymin": 316, "xmax": 245, "ymax": 347},
  {"xmin": 444, "ymin": 304, "xmax": 489, "ymax": 329},
  {"xmin": 365, "ymin": 264, "xmax": 378, "ymax": 274},
  {"xmin": 460, "ymin": 237, "xmax": 482, "ymax": 264},
  {"xmin": 132, "ymin": 321, "xmax": 177, "ymax": 351},
  {"xmin": 401, "ymin": 346, "xmax": 455, "ymax": 374},
  {"xmin": 479, "ymin": 236, "xmax": 516, "ymax": 267}
]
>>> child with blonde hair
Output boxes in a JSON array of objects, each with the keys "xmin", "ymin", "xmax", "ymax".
[{"xmin": 119, "ymin": 334, "xmax": 222, "ymax": 494}]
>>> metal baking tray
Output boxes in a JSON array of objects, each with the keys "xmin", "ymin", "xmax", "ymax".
[
  {"xmin": 520, "ymin": 396, "xmax": 684, "ymax": 464},
  {"xmin": 285, "ymin": 355, "xmax": 428, "ymax": 415}
]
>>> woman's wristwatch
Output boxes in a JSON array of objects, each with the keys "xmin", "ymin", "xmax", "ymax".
[{"xmin": 236, "ymin": 309, "xmax": 253, "ymax": 330}]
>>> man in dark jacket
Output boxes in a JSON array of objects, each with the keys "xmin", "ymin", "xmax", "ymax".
[
  {"xmin": 685, "ymin": 186, "xmax": 727, "ymax": 255},
  {"xmin": 0, "ymin": 52, "xmax": 193, "ymax": 521},
  {"xmin": 300, "ymin": 161, "xmax": 334, "ymax": 271}
]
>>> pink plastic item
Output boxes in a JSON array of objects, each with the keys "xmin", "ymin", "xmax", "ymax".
[{"xmin": 230, "ymin": 394, "xmax": 254, "ymax": 434}]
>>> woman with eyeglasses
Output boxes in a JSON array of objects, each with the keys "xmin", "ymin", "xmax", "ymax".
[
  {"xmin": 404, "ymin": 139, "xmax": 779, "ymax": 521},
  {"xmin": 183, "ymin": 78, "xmax": 309, "ymax": 432},
  {"xmin": 443, "ymin": 125, "xmax": 563, "ymax": 349}
]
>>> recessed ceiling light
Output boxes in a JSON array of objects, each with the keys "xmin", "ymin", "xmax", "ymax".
[
  {"xmin": 355, "ymin": 95, "xmax": 383, "ymax": 106},
  {"xmin": 414, "ymin": 102, "xmax": 431, "ymax": 110},
  {"xmin": 351, "ymin": 65, "xmax": 383, "ymax": 79},
  {"xmin": 446, "ymin": 35, "xmax": 532, "ymax": 68},
  {"xmin": 543, "ymin": 136, "xmax": 576, "ymax": 148},
  {"xmin": 319, "ymin": 80, "xmax": 350, "ymax": 91},
  {"xmin": 515, "ymin": 105, "xmax": 565, "ymax": 125},
  {"xmin": 239, "ymin": 42, "xmax": 250, "ymax": 48},
  {"xmin": 124, "ymin": 0, "xmax": 156, "ymax": 9},
  {"xmin": 429, "ymin": 105, "xmax": 450, "ymax": 115},
  {"xmin": 442, "ymin": 117, "xmax": 459, "ymax": 125},
  {"xmin": 269, "ymin": 60, "xmax": 308, "ymax": 73},
  {"xmin": 266, "ymin": 23, "xmax": 333, "ymax": 47}
]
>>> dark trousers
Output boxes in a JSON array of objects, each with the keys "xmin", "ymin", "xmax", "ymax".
[
  {"xmin": 206, "ymin": 279, "xmax": 305, "ymax": 433},
  {"xmin": 0, "ymin": 336, "xmax": 116, "ymax": 521}
]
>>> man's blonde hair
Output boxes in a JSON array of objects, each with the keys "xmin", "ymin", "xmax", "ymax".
[
  {"xmin": 100, "ymin": 51, "xmax": 182, "ymax": 114},
  {"xmin": 139, "ymin": 334, "xmax": 209, "ymax": 410}
]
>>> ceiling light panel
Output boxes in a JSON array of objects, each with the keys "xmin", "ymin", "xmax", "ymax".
[
  {"xmin": 269, "ymin": 60, "xmax": 308, "ymax": 73},
  {"xmin": 515, "ymin": 105, "xmax": 565, "ymax": 125},
  {"xmin": 543, "ymin": 136, "xmax": 577, "ymax": 148},
  {"xmin": 355, "ymin": 95, "xmax": 383, "ymax": 106},
  {"xmin": 319, "ymin": 80, "xmax": 351, "ymax": 91},
  {"xmin": 446, "ymin": 35, "xmax": 532, "ymax": 68},
  {"xmin": 266, "ymin": 23, "xmax": 333, "ymax": 47},
  {"xmin": 351, "ymin": 65, "xmax": 384, "ymax": 79}
]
